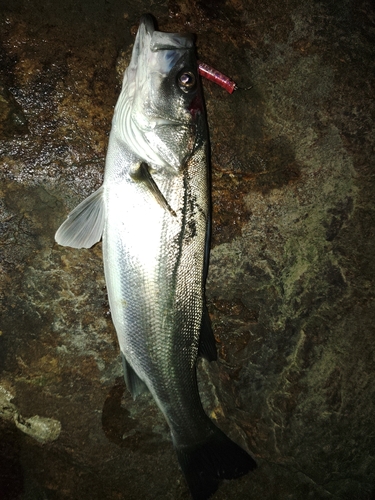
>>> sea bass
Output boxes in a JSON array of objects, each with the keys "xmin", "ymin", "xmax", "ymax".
[{"xmin": 55, "ymin": 14, "xmax": 256, "ymax": 499}]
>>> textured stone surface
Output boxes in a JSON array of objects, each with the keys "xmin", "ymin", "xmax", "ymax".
[{"xmin": 1, "ymin": 1, "xmax": 374, "ymax": 499}]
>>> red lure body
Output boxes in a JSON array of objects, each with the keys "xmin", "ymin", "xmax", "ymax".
[{"xmin": 198, "ymin": 61, "xmax": 238, "ymax": 94}]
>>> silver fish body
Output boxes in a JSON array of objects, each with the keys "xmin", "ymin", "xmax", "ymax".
[{"xmin": 55, "ymin": 15, "xmax": 255, "ymax": 499}]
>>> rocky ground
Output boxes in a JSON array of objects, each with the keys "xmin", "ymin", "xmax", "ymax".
[{"xmin": 0, "ymin": 0, "xmax": 374, "ymax": 499}]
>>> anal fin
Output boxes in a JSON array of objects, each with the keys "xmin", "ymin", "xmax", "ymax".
[{"xmin": 121, "ymin": 353, "xmax": 149, "ymax": 399}]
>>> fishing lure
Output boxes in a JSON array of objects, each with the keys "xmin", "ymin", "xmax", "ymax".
[{"xmin": 198, "ymin": 61, "xmax": 238, "ymax": 94}]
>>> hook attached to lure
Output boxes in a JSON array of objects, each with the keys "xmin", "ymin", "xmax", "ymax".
[{"xmin": 198, "ymin": 61, "xmax": 238, "ymax": 94}]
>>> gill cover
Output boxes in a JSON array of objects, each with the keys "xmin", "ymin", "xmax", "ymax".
[{"xmin": 115, "ymin": 15, "xmax": 203, "ymax": 172}]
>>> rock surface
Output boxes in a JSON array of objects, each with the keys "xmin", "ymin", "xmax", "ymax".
[{"xmin": 0, "ymin": 0, "xmax": 374, "ymax": 499}]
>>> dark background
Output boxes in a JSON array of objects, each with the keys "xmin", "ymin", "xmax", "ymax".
[{"xmin": 0, "ymin": 0, "xmax": 374, "ymax": 498}]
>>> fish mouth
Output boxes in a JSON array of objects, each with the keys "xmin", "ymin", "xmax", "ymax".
[
  {"xmin": 119, "ymin": 15, "xmax": 198, "ymax": 171},
  {"xmin": 128, "ymin": 14, "xmax": 155, "ymax": 72},
  {"xmin": 134, "ymin": 14, "xmax": 156, "ymax": 57},
  {"xmin": 133, "ymin": 14, "xmax": 194, "ymax": 69},
  {"xmin": 139, "ymin": 14, "xmax": 156, "ymax": 37}
]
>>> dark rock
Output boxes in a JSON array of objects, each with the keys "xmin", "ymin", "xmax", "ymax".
[{"xmin": 0, "ymin": 0, "xmax": 374, "ymax": 499}]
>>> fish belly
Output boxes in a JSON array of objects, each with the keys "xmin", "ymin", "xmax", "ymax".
[{"xmin": 102, "ymin": 161, "xmax": 210, "ymax": 442}]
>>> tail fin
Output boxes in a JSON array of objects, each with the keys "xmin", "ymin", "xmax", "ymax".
[{"xmin": 175, "ymin": 427, "xmax": 257, "ymax": 500}]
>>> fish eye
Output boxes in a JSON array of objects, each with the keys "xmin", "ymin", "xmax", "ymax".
[{"xmin": 177, "ymin": 71, "xmax": 196, "ymax": 92}]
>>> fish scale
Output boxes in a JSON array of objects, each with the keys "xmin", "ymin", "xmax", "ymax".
[{"xmin": 55, "ymin": 14, "xmax": 256, "ymax": 499}]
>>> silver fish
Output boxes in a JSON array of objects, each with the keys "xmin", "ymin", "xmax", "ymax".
[{"xmin": 55, "ymin": 14, "xmax": 256, "ymax": 499}]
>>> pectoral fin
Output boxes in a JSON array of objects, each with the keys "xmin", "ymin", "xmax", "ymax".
[
  {"xmin": 55, "ymin": 186, "xmax": 105, "ymax": 249},
  {"xmin": 130, "ymin": 162, "xmax": 176, "ymax": 217}
]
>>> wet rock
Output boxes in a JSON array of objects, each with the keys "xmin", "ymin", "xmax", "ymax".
[
  {"xmin": 14, "ymin": 414, "xmax": 61, "ymax": 444},
  {"xmin": 0, "ymin": 0, "xmax": 374, "ymax": 499},
  {"xmin": 0, "ymin": 84, "xmax": 28, "ymax": 139}
]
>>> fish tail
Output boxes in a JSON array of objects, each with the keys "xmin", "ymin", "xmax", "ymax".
[{"xmin": 175, "ymin": 426, "xmax": 257, "ymax": 500}]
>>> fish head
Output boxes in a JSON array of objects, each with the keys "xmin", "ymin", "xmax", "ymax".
[{"xmin": 117, "ymin": 15, "xmax": 206, "ymax": 172}]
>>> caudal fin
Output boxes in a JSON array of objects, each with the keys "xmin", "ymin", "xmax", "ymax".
[{"xmin": 175, "ymin": 427, "xmax": 257, "ymax": 500}]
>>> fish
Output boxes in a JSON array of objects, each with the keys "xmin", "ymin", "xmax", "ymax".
[{"xmin": 55, "ymin": 14, "xmax": 256, "ymax": 499}]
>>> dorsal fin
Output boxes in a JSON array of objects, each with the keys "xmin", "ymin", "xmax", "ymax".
[{"xmin": 198, "ymin": 303, "xmax": 217, "ymax": 361}]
